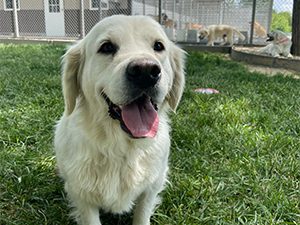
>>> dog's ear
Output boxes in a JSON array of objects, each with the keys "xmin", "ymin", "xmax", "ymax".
[
  {"xmin": 167, "ymin": 44, "xmax": 186, "ymax": 111},
  {"xmin": 276, "ymin": 30, "xmax": 285, "ymax": 39},
  {"xmin": 62, "ymin": 41, "xmax": 84, "ymax": 116},
  {"xmin": 273, "ymin": 32, "xmax": 278, "ymax": 40}
]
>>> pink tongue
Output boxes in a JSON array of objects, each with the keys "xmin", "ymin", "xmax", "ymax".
[{"xmin": 121, "ymin": 98, "xmax": 159, "ymax": 138}]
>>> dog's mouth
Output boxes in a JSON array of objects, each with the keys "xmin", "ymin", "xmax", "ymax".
[
  {"xmin": 266, "ymin": 34, "xmax": 274, "ymax": 42},
  {"xmin": 102, "ymin": 93, "xmax": 159, "ymax": 139}
]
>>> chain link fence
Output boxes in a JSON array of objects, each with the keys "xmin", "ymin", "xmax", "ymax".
[{"xmin": 0, "ymin": 0, "xmax": 294, "ymax": 45}]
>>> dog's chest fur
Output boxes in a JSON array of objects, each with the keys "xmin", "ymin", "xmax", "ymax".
[
  {"xmin": 56, "ymin": 118, "xmax": 168, "ymax": 213},
  {"xmin": 78, "ymin": 151, "xmax": 152, "ymax": 212}
]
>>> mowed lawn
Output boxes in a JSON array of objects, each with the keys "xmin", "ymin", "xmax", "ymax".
[{"xmin": 0, "ymin": 44, "xmax": 300, "ymax": 225}]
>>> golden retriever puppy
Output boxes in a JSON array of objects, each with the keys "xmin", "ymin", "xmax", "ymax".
[
  {"xmin": 251, "ymin": 21, "xmax": 267, "ymax": 38},
  {"xmin": 259, "ymin": 30, "xmax": 293, "ymax": 58},
  {"xmin": 199, "ymin": 24, "xmax": 245, "ymax": 46},
  {"xmin": 54, "ymin": 15, "xmax": 185, "ymax": 225},
  {"xmin": 150, "ymin": 13, "xmax": 176, "ymax": 28}
]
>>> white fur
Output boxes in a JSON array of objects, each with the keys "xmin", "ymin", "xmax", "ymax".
[
  {"xmin": 54, "ymin": 15, "xmax": 185, "ymax": 225},
  {"xmin": 259, "ymin": 30, "xmax": 293, "ymax": 58}
]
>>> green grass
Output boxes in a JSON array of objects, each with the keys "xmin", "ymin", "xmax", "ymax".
[{"xmin": 1, "ymin": 44, "xmax": 300, "ymax": 225}]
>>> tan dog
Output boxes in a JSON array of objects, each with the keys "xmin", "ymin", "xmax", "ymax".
[
  {"xmin": 199, "ymin": 24, "xmax": 245, "ymax": 46},
  {"xmin": 54, "ymin": 15, "xmax": 185, "ymax": 225},
  {"xmin": 151, "ymin": 13, "xmax": 176, "ymax": 28},
  {"xmin": 251, "ymin": 21, "xmax": 267, "ymax": 38},
  {"xmin": 162, "ymin": 13, "xmax": 176, "ymax": 29}
]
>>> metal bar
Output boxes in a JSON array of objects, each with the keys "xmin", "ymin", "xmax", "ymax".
[
  {"xmin": 99, "ymin": 0, "xmax": 103, "ymax": 21},
  {"xmin": 128, "ymin": 0, "xmax": 132, "ymax": 15},
  {"xmin": 142, "ymin": 0, "xmax": 145, "ymax": 15},
  {"xmin": 158, "ymin": 0, "xmax": 162, "ymax": 24},
  {"xmin": 12, "ymin": 0, "xmax": 19, "ymax": 38},
  {"xmin": 249, "ymin": 0, "xmax": 257, "ymax": 45},
  {"xmin": 172, "ymin": 0, "xmax": 175, "ymax": 22},
  {"xmin": 219, "ymin": 0, "xmax": 223, "ymax": 24},
  {"xmin": 196, "ymin": 3, "xmax": 199, "ymax": 23},
  {"xmin": 189, "ymin": 0, "xmax": 192, "ymax": 23},
  {"xmin": 80, "ymin": 0, "xmax": 85, "ymax": 39},
  {"xmin": 267, "ymin": 0, "xmax": 274, "ymax": 33},
  {"xmin": 179, "ymin": 0, "xmax": 182, "ymax": 29}
]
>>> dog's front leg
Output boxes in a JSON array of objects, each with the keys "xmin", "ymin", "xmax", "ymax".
[
  {"xmin": 132, "ymin": 190, "xmax": 159, "ymax": 225},
  {"xmin": 283, "ymin": 50, "xmax": 293, "ymax": 58},
  {"xmin": 207, "ymin": 41, "xmax": 214, "ymax": 46},
  {"xmin": 71, "ymin": 199, "xmax": 101, "ymax": 225},
  {"xmin": 272, "ymin": 52, "xmax": 280, "ymax": 57},
  {"xmin": 206, "ymin": 35, "xmax": 214, "ymax": 46}
]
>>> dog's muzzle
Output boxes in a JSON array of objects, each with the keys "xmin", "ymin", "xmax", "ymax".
[
  {"xmin": 126, "ymin": 58, "xmax": 161, "ymax": 89},
  {"xmin": 101, "ymin": 58, "xmax": 162, "ymax": 139}
]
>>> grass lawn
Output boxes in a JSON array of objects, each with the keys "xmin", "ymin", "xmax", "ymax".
[{"xmin": 0, "ymin": 43, "xmax": 300, "ymax": 225}]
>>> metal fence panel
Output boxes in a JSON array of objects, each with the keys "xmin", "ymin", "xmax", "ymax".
[{"xmin": 0, "ymin": 0, "xmax": 294, "ymax": 45}]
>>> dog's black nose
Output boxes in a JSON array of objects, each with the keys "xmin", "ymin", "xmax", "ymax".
[{"xmin": 126, "ymin": 58, "xmax": 161, "ymax": 89}]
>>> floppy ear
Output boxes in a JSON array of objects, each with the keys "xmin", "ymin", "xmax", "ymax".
[
  {"xmin": 62, "ymin": 42, "xmax": 84, "ymax": 116},
  {"xmin": 167, "ymin": 44, "xmax": 186, "ymax": 111}
]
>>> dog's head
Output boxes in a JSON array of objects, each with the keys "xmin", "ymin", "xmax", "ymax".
[
  {"xmin": 61, "ymin": 15, "xmax": 185, "ymax": 138},
  {"xmin": 198, "ymin": 28, "xmax": 209, "ymax": 40},
  {"xmin": 266, "ymin": 30, "xmax": 289, "ymax": 42}
]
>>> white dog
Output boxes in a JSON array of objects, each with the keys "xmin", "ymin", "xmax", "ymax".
[
  {"xmin": 259, "ymin": 30, "xmax": 293, "ymax": 58},
  {"xmin": 198, "ymin": 24, "xmax": 245, "ymax": 46},
  {"xmin": 54, "ymin": 15, "xmax": 185, "ymax": 225}
]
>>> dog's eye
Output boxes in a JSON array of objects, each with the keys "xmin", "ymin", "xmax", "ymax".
[
  {"xmin": 153, "ymin": 41, "xmax": 165, "ymax": 52},
  {"xmin": 98, "ymin": 41, "xmax": 118, "ymax": 55}
]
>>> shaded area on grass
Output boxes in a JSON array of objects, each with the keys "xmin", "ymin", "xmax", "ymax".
[{"xmin": 0, "ymin": 45, "xmax": 300, "ymax": 224}]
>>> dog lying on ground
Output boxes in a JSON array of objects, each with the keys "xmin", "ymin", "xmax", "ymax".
[
  {"xmin": 185, "ymin": 22, "xmax": 203, "ymax": 30},
  {"xmin": 198, "ymin": 24, "xmax": 245, "ymax": 46},
  {"xmin": 259, "ymin": 30, "xmax": 293, "ymax": 58},
  {"xmin": 54, "ymin": 15, "xmax": 185, "ymax": 225}
]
